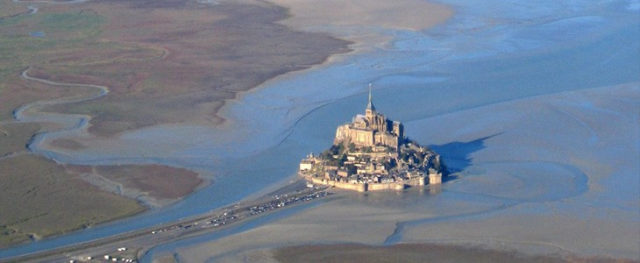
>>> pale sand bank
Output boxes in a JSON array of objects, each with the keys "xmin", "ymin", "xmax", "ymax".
[
  {"xmin": 271, "ymin": 0, "xmax": 453, "ymax": 31},
  {"xmin": 270, "ymin": 0, "xmax": 453, "ymax": 50}
]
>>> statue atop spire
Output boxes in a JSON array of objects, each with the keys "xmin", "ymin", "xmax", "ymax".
[{"xmin": 366, "ymin": 83, "xmax": 376, "ymax": 112}]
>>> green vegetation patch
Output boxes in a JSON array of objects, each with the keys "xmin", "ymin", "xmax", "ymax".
[
  {"xmin": 36, "ymin": 10, "xmax": 104, "ymax": 37},
  {"xmin": 0, "ymin": 8, "xmax": 106, "ymax": 78},
  {"xmin": 0, "ymin": 155, "xmax": 145, "ymax": 248}
]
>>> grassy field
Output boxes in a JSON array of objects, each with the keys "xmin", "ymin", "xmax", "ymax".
[{"xmin": 0, "ymin": 155, "xmax": 145, "ymax": 248}]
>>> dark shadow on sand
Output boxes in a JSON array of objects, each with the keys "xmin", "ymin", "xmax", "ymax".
[{"xmin": 428, "ymin": 133, "xmax": 501, "ymax": 177}]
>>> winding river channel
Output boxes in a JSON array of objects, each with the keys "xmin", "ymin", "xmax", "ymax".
[
  {"xmin": 14, "ymin": 68, "xmax": 108, "ymax": 152},
  {"xmin": 2, "ymin": 0, "xmax": 639, "ymax": 260}
]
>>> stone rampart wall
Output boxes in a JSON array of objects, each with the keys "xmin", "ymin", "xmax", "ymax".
[
  {"xmin": 305, "ymin": 175, "xmax": 432, "ymax": 192},
  {"xmin": 308, "ymin": 176, "xmax": 367, "ymax": 192},
  {"xmin": 367, "ymin": 182, "xmax": 405, "ymax": 191}
]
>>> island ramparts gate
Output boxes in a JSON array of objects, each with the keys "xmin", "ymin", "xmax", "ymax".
[{"xmin": 299, "ymin": 85, "xmax": 445, "ymax": 192}]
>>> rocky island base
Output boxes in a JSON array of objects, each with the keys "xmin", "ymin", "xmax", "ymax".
[{"xmin": 299, "ymin": 86, "xmax": 445, "ymax": 192}]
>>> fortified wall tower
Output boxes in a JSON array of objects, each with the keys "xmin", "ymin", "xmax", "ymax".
[{"xmin": 334, "ymin": 84, "xmax": 404, "ymax": 149}]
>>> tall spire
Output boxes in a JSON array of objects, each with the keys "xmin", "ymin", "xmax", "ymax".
[{"xmin": 366, "ymin": 83, "xmax": 375, "ymax": 111}]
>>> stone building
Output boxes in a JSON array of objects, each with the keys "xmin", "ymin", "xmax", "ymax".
[{"xmin": 334, "ymin": 85, "xmax": 404, "ymax": 149}]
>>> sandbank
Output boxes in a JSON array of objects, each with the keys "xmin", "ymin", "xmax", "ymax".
[
  {"xmin": 269, "ymin": 0, "xmax": 453, "ymax": 51},
  {"xmin": 271, "ymin": 0, "xmax": 453, "ymax": 31}
]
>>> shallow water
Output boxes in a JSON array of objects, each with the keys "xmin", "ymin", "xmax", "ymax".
[{"xmin": 1, "ymin": 0, "xmax": 639, "ymax": 259}]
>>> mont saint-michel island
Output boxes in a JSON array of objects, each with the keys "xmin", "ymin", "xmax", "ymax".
[{"xmin": 299, "ymin": 86, "xmax": 446, "ymax": 192}]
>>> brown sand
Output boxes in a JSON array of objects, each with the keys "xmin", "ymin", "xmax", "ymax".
[
  {"xmin": 271, "ymin": 0, "xmax": 453, "ymax": 31},
  {"xmin": 273, "ymin": 243, "xmax": 636, "ymax": 263},
  {"xmin": 269, "ymin": 0, "xmax": 453, "ymax": 51}
]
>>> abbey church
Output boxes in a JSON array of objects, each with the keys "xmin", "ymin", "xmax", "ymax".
[{"xmin": 334, "ymin": 85, "xmax": 404, "ymax": 149}]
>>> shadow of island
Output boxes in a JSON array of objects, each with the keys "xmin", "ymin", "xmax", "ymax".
[{"xmin": 428, "ymin": 133, "xmax": 501, "ymax": 179}]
